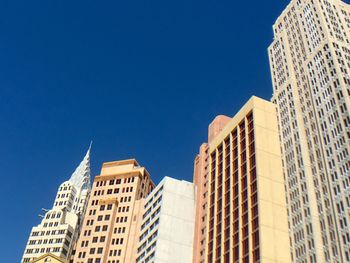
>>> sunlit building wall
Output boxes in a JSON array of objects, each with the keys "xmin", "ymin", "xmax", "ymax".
[{"xmin": 136, "ymin": 176, "xmax": 195, "ymax": 263}]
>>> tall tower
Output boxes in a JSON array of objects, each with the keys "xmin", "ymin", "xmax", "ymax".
[
  {"xmin": 269, "ymin": 0, "xmax": 350, "ymax": 262},
  {"xmin": 193, "ymin": 96, "xmax": 291, "ymax": 263},
  {"xmin": 22, "ymin": 146, "xmax": 92, "ymax": 263},
  {"xmin": 73, "ymin": 159, "xmax": 155, "ymax": 263}
]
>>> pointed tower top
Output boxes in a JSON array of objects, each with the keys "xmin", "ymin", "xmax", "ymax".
[
  {"xmin": 69, "ymin": 144, "xmax": 92, "ymax": 190},
  {"xmin": 88, "ymin": 141, "xmax": 93, "ymax": 152}
]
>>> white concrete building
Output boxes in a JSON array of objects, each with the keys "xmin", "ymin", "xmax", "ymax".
[
  {"xmin": 269, "ymin": 0, "xmax": 350, "ymax": 262},
  {"xmin": 22, "ymin": 146, "xmax": 92, "ymax": 263},
  {"xmin": 135, "ymin": 177, "xmax": 195, "ymax": 263}
]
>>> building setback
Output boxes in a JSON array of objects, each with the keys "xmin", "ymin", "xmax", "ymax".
[
  {"xmin": 135, "ymin": 176, "xmax": 195, "ymax": 263},
  {"xmin": 72, "ymin": 159, "xmax": 155, "ymax": 263},
  {"xmin": 193, "ymin": 96, "xmax": 291, "ymax": 263},
  {"xmin": 269, "ymin": 0, "xmax": 350, "ymax": 261},
  {"xmin": 22, "ymin": 146, "xmax": 92, "ymax": 263}
]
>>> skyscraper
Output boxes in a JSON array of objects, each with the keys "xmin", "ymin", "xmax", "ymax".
[
  {"xmin": 193, "ymin": 96, "xmax": 291, "ymax": 263},
  {"xmin": 22, "ymin": 146, "xmax": 92, "ymax": 263},
  {"xmin": 72, "ymin": 159, "xmax": 155, "ymax": 263},
  {"xmin": 268, "ymin": 0, "xmax": 350, "ymax": 262},
  {"xmin": 136, "ymin": 176, "xmax": 195, "ymax": 263}
]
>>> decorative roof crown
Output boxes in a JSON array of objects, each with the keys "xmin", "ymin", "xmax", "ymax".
[{"xmin": 69, "ymin": 143, "xmax": 92, "ymax": 190}]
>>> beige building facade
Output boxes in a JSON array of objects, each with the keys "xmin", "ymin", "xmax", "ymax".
[
  {"xmin": 193, "ymin": 96, "xmax": 291, "ymax": 263},
  {"xmin": 72, "ymin": 159, "xmax": 154, "ymax": 263},
  {"xmin": 269, "ymin": 0, "xmax": 350, "ymax": 261}
]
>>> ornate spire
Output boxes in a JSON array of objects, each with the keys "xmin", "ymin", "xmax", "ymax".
[{"xmin": 69, "ymin": 143, "xmax": 92, "ymax": 190}]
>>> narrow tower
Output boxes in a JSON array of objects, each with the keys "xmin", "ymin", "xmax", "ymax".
[
  {"xmin": 192, "ymin": 116, "xmax": 230, "ymax": 263},
  {"xmin": 22, "ymin": 146, "xmax": 92, "ymax": 263}
]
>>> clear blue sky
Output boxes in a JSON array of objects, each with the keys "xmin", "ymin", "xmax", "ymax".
[{"xmin": 0, "ymin": 0, "xmax": 303, "ymax": 261}]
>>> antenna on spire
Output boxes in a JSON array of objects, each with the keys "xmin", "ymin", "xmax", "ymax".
[{"xmin": 88, "ymin": 141, "xmax": 93, "ymax": 152}]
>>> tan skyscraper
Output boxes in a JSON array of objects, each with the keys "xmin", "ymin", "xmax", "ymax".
[
  {"xmin": 193, "ymin": 96, "xmax": 291, "ymax": 263},
  {"xmin": 269, "ymin": 0, "xmax": 350, "ymax": 262},
  {"xmin": 72, "ymin": 159, "xmax": 154, "ymax": 263}
]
